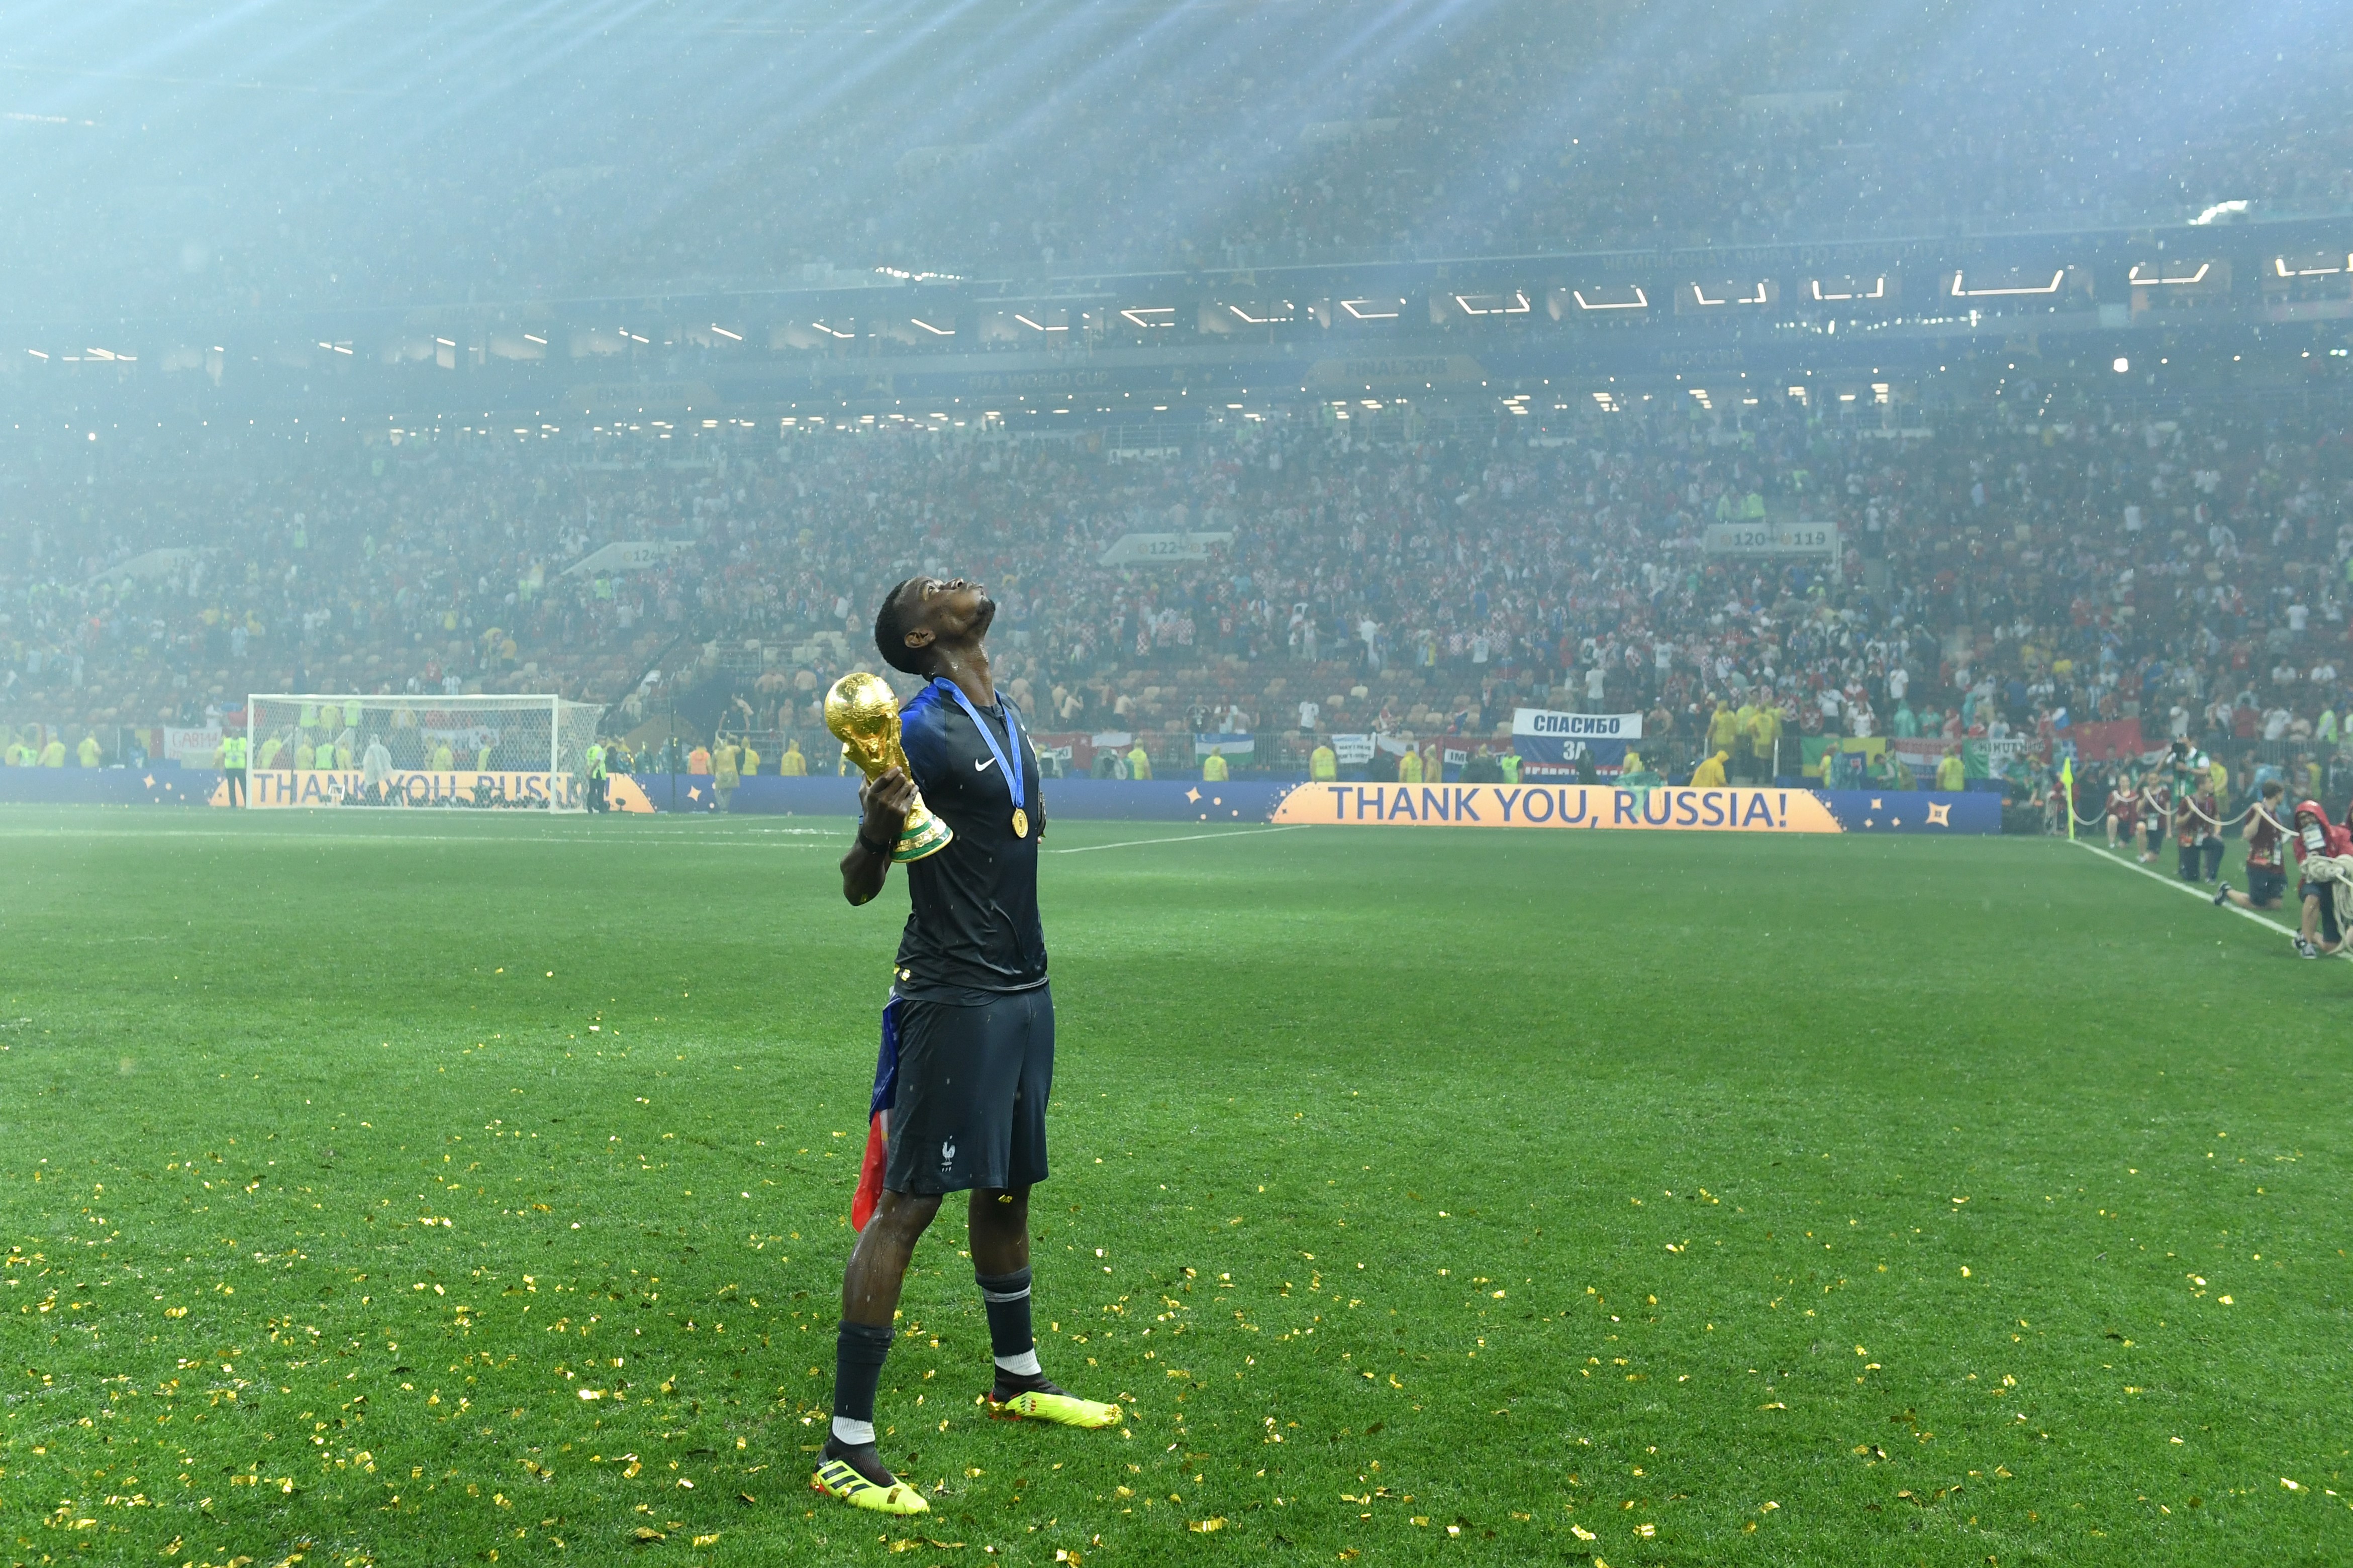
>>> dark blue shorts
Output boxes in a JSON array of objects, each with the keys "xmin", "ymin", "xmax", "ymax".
[
  {"xmin": 2300, "ymin": 883, "xmax": 2342, "ymax": 942},
  {"xmin": 884, "ymin": 985, "xmax": 1053, "ymax": 1196},
  {"xmin": 2245, "ymin": 864, "xmax": 2286, "ymax": 906}
]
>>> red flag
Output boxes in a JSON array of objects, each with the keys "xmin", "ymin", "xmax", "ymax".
[
  {"xmin": 852, "ymin": 1110, "xmax": 888, "ymax": 1231},
  {"xmin": 851, "ymin": 999, "xmax": 903, "ymax": 1231}
]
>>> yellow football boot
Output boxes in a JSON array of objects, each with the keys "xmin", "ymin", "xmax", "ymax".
[
  {"xmin": 811, "ymin": 1453, "xmax": 930, "ymax": 1515},
  {"xmin": 986, "ymin": 1384, "xmax": 1121, "ymax": 1428}
]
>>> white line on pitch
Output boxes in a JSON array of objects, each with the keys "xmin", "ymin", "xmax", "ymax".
[
  {"xmin": 1048, "ymin": 825, "xmax": 1305, "ymax": 855},
  {"xmin": 2067, "ymin": 838, "xmax": 2347, "ymax": 956}
]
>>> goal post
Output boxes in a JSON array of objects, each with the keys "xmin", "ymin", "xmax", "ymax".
[{"xmin": 242, "ymin": 693, "xmax": 606, "ymax": 811}]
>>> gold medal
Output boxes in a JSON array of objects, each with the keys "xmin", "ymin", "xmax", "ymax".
[{"xmin": 1011, "ymin": 807, "xmax": 1029, "ymax": 838}]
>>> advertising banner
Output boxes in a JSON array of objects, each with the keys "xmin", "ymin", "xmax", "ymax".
[
  {"xmin": 1511, "ymin": 708, "xmax": 1641, "ymax": 774},
  {"xmin": 560, "ymin": 540, "xmax": 693, "ymax": 577},
  {"xmin": 1269, "ymin": 782, "xmax": 1996, "ymax": 833},
  {"xmin": 1964, "ymin": 736, "xmax": 2039, "ymax": 778},
  {"xmin": 1702, "ymin": 521, "xmax": 1840, "ymax": 557},
  {"xmin": 163, "ymin": 726, "xmax": 223, "ymax": 765},
  {"xmin": 1097, "ymin": 531, "xmax": 1234, "ymax": 566},
  {"xmin": 236, "ymin": 768, "xmax": 585, "ymax": 809},
  {"xmin": 1890, "ymin": 736, "xmax": 2036, "ymax": 781}
]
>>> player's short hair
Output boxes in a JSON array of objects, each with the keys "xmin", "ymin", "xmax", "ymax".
[
  {"xmin": 2263, "ymin": 779, "xmax": 2285, "ymax": 797},
  {"xmin": 874, "ymin": 579, "xmax": 929, "ymax": 675}
]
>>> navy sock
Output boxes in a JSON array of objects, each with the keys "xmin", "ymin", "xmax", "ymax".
[
  {"xmin": 830, "ymin": 1321, "xmax": 894, "ymax": 1441},
  {"xmin": 976, "ymin": 1267, "xmax": 1035, "ymax": 1368}
]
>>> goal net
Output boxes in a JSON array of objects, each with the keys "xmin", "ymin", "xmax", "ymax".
[{"xmin": 242, "ymin": 693, "xmax": 606, "ymax": 811}]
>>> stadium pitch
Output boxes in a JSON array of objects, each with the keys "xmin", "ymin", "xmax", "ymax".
[{"xmin": 1, "ymin": 806, "xmax": 2344, "ymax": 1566}]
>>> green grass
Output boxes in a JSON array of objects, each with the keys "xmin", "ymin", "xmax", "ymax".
[{"xmin": 1, "ymin": 806, "xmax": 2347, "ymax": 1568}]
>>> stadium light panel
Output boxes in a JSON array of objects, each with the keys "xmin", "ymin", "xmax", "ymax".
[
  {"xmin": 2127, "ymin": 262, "xmax": 2212, "ymax": 286},
  {"xmin": 1685, "ymin": 281, "xmax": 1774, "ymax": 307},
  {"xmin": 1118, "ymin": 307, "xmax": 1175, "ymax": 329},
  {"xmin": 1809, "ymin": 275, "xmax": 1889, "ymax": 302},
  {"xmin": 1225, "ymin": 301, "xmax": 1296, "ymax": 325},
  {"xmin": 2272, "ymin": 254, "xmax": 2352, "ymax": 277},
  {"xmin": 910, "ymin": 318, "xmax": 955, "ymax": 336},
  {"xmin": 811, "ymin": 321, "xmax": 854, "ymax": 339},
  {"xmin": 1566, "ymin": 286, "xmax": 1648, "ymax": 312},
  {"xmin": 709, "ymin": 325, "xmax": 742, "ymax": 341},
  {"xmin": 1339, "ymin": 298, "xmax": 1404, "ymax": 320},
  {"xmin": 1452, "ymin": 290, "xmax": 1531, "ymax": 316},
  {"xmin": 1014, "ymin": 314, "xmax": 1067, "ymax": 333},
  {"xmin": 1946, "ymin": 270, "xmax": 2065, "ymax": 297}
]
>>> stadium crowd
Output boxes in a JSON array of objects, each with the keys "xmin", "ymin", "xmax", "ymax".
[
  {"xmin": 8, "ymin": 387, "xmax": 2353, "ymax": 814},
  {"xmin": 8, "ymin": 4, "xmax": 2346, "ymax": 319}
]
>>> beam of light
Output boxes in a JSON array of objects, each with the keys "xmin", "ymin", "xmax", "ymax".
[{"xmin": 2188, "ymin": 200, "xmax": 2248, "ymax": 225}]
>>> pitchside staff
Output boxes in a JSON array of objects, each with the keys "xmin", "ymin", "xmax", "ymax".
[
  {"xmin": 814, "ymin": 576, "xmax": 1117, "ymax": 1518},
  {"xmin": 2214, "ymin": 781, "xmax": 2288, "ymax": 913}
]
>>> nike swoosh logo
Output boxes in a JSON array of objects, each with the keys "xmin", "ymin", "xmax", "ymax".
[{"xmin": 975, "ymin": 757, "xmax": 997, "ymax": 772}]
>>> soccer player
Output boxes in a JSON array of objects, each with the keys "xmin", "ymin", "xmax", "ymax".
[
  {"xmin": 815, "ymin": 575, "xmax": 1116, "ymax": 1518},
  {"xmin": 2216, "ymin": 780, "xmax": 2288, "ymax": 911}
]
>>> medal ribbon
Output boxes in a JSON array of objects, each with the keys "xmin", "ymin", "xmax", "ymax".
[{"xmin": 932, "ymin": 678, "xmax": 1024, "ymax": 814}]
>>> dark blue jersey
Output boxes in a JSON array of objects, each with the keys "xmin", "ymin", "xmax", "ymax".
[{"xmin": 892, "ymin": 681, "xmax": 1047, "ymax": 998}]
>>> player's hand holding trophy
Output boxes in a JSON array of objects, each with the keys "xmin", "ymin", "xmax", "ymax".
[{"xmin": 825, "ymin": 672, "xmax": 953, "ymax": 862}]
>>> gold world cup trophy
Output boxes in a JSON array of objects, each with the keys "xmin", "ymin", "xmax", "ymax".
[{"xmin": 824, "ymin": 672, "xmax": 953, "ymax": 863}]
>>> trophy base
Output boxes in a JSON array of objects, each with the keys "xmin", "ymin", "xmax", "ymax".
[{"xmin": 893, "ymin": 809, "xmax": 954, "ymax": 864}]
